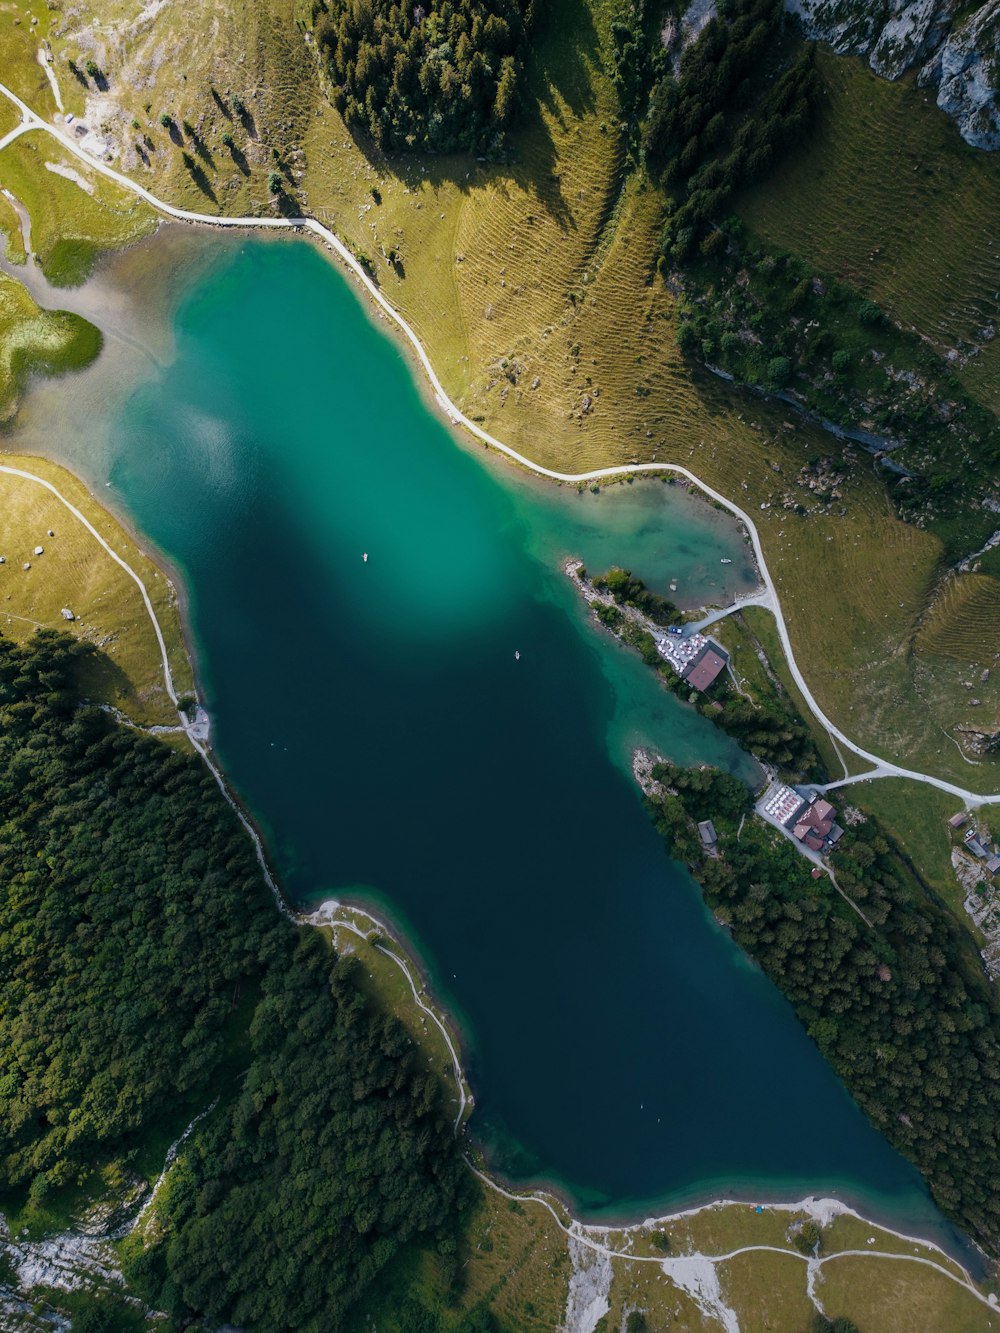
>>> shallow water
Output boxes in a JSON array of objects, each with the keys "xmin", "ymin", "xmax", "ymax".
[{"xmin": 6, "ymin": 229, "xmax": 961, "ymax": 1249}]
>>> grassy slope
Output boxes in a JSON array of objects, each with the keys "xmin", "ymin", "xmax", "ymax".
[
  {"xmin": 0, "ymin": 454, "xmax": 192, "ymax": 724},
  {"xmin": 0, "ymin": 134, "xmax": 155, "ymax": 283},
  {"xmin": 0, "ymin": 0, "xmax": 60, "ymax": 117},
  {"xmin": 736, "ymin": 47, "xmax": 1000, "ymax": 413},
  {"xmin": 0, "ymin": 273, "xmax": 97, "ymax": 415}
]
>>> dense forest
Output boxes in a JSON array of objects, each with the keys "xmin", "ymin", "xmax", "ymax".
[
  {"xmin": 642, "ymin": 0, "xmax": 820, "ymax": 261},
  {"xmin": 313, "ymin": 0, "xmax": 538, "ymax": 153},
  {"xmin": 0, "ymin": 632, "xmax": 470, "ymax": 1329},
  {"xmin": 648, "ymin": 759, "xmax": 1000, "ymax": 1256}
]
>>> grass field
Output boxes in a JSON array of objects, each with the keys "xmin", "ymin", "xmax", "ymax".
[
  {"xmin": 736, "ymin": 46, "xmax": 1000, "ymax": 414},
  {"xmin": 0, "ymin": 272, "xmax": 101, "ymax": 416},
  {"xmin": 0, "ymin": 453, "xmax": 192, "ymax": 724},
  {"xmin": 0, "ymin": 0, "xmax": 60, "ymax": 117},
  {"xmin": 0, "ymin": 133, "xmax": 155, "ymax": 284},
  {"xmin": 816, "ymin": 1254, "xmax": 996, "ymax": 1333}
]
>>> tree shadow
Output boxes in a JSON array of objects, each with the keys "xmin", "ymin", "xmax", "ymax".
[
  {"xmin": 70, "ymin": 648, "xmax": 138, "ymax": 717},
  {"xmin": 236, "ymin": 106, "xmax": 258, "ymax": 140},
  {"xmin": 181, "ymin": 152, "xmax": 218, "ymax": 204},
  {"xmin": 273, "ymin": 190, "xmax": 301, "ymax": 218},
  {"xmin": 168, "ymin": 120, "xmax": 184, "ymax": 148},
  {"xmin": 188, "ymin": 128, "xmax": 216, "ymax": 169},
  {"xmin": 211, "ymin": 86, "xmax": 232, "ymax": 119},
  {"xmin": 228, "ymin": 144, "xmax": 251, "ymax": 176},
  {"xmin": 93, "ymin": 71, "xmax": 109, "ymax": 93}
]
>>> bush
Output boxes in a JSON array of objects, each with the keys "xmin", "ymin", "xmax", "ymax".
[
  {"xmin": 221, "ymin": 130, "xmax": 234, "ymax": 147},
  {"xmin": 794, "ymin": 1219, "xmax": 821, "ymax": 1255},
  {"xmin": 831, "ymin": 348, "xmax": 851, "ymax": 375},
  {"xmin": 267, "ymin": 170, "xmax": 282, "ymax": 194},
  {"xmin": 84, "ymin": 58, "xmax": 100, "ymax": 79},
  {"xmin": 766, "ymin": 354, "xmax": 792, "ymax": 388},
  {"xmin": 159, "ymin": 112, "xmax": 172, "ymax": 128},
  {"xmin": 858, "ymin": 299, "xmax": 881, "ymax": 326}
]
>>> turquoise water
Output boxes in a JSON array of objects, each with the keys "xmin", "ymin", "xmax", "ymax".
[{"xmin": 8, "ymin": 234, "xmax": 958, "ymax": 1245}]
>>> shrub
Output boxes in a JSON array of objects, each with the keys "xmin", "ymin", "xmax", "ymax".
[
  {"xmin": 267, "ymin": 171, "xmax": 282, "ymax": 194},
  {"xmin": 159, "ymin": 112, "xmax": 172, "ymax": 128},
  {"xmin": 794, "ymin": 1219, "xmax": 822, "ymax": 1254},
  {"xmin": 766, "ymin": 355, "xmax": 792, "ymax": 388},
  {"xmin": 84, "ymin": 58, "xmax": 100, "ymax": 79},
  {"xmin": 832, "ymin": 349, "xmax": 851, "ymax": 375}
]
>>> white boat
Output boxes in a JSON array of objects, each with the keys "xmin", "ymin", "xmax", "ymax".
[
  {"xmin": 720, "ymin": 558, "xmax": 732, "ymax": 565},
  {"xmin": 515, "ymin": 650, "xmax": 520, "ymax": 660}
]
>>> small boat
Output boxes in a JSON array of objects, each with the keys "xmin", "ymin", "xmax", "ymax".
[
  {"xmin": 720, "ymin": 557, "xmax": 732, "ymax": 565},
  {"xmin": 363, "ymin": 552, "xmax": 368, "ymax": 562},
  {"xmin": 515, "ymin": 650, "xmax": 520, "ymax": 660}
]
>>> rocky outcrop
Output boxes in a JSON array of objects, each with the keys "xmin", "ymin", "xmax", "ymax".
[
  {"xmin": 782, "ymin": 0, "xmax": 1000, "ymax": 150},
  {"xmin": 919, "ymin": 0, "xmax": 1000, "ymax": 149}
]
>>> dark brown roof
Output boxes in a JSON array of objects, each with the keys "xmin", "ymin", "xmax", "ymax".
[{"xmin": 685, "ymin": 649, "xmax": 727, "ymax": 692}]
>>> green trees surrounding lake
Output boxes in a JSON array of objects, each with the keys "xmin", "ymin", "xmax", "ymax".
[
  {"xmin": 313, "ymin": 0, "xmax": 538, "ymax": 153},
  {"xmin": 0, "ymin": 631, "xmax": 469, "ymax": 1328},
  {"xmin": 649, "ymin": 761, "xmax": 1000, "ymax": 1257}
]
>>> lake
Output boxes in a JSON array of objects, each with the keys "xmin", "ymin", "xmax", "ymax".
[{"xmin": 5, "ymin": 227, "xmax": 958, "ymax": 1247}]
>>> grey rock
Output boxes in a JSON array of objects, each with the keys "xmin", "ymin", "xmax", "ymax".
[
  {"xmin": 785, "ymin": 0, "xmax": 1000, "ymax": 151},
  {"xmin": 919, "ymin": 0, "xmax": 1000, "ymax": 150}
]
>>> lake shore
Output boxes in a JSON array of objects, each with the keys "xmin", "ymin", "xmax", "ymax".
[
  {"xmin": 309, "ymin": 889, "xmax": 987, "ymax": 1280},
  {"xmin": 0, "ymin": 229, "xmax": 986, "ymax": 1301}
]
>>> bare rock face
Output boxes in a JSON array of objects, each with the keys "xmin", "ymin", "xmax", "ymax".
[
  {"xmin": 782, "ymin": 0, "xmax": 1000, "ymax": 151},
  {"xmin": 784, "ymin": 0, "xmax": 950, "ymax": 71},
  {"xmin": 872, "ymin": 0, "xmax": 952, "ymax": 76},
  {"xmin": 919, "ymin": 0, "xmax": 1000, "ymax": 150}
]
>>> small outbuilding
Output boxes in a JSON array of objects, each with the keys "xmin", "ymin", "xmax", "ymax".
[
  {"xmin": 987, "ymin": 855, "xmax": 1000, "ymax": 876},
  {"xmin": 948, "ymin": 812, "xmax": 969, "ymax": 830},
  {"xmin": 697, "ymin": 819, "xmax": 718, "ymax": 850}
]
